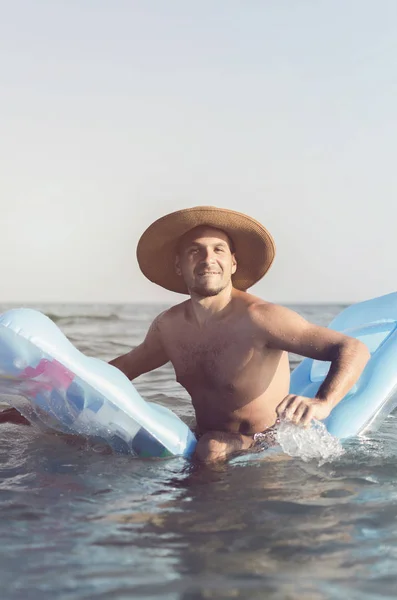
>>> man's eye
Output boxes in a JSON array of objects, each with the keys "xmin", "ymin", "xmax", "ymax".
[{"xmin": 215, "ymin": 247, "xmax": 225, "ymax": 253}]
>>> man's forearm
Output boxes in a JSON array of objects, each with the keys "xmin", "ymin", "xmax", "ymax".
[{"xmin": 315, "ymin": 340, "xmax": 370, "ymax": 408}]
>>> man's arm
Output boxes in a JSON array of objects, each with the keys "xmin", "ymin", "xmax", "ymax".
[
  {"xmin": 109, "ymin": 315, "xmax": 169, "ymax": 380},
  {"xmin": 252, "ymin": 303, "xmax": 371, "ymax": 425}
]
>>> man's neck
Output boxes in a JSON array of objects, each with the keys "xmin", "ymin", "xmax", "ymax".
[{"xmin": 187, "ymin": 285, "xmax": 235, "ymax": 328}]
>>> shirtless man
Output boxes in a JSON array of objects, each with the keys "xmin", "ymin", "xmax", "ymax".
[{"xmin": 110, "ymin": 206, "xmax": 370, "ymax": 463}]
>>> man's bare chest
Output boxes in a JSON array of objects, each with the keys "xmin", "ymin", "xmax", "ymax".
[{"xmin": 162, "ymin": 325, "xmax": 258, "ymax": 388}]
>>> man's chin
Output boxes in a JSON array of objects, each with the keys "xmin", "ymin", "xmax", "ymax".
[{"xmin": 190, "ymin": 284, "xmax": 225, "ymax": 298}]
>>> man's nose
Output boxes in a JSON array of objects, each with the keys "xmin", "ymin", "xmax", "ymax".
[{"xmin": 201, "ymin": 248, "xmax": 215, "ymax": 262}]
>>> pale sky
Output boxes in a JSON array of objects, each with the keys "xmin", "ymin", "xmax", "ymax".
[{"xmin": 1, "ymin": 0, "xmax": 396, "ymax": 304}]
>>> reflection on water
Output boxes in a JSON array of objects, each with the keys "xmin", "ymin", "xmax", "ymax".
[{"xmin": 0, "ymin": 302, "xmax": 396, "ymax": 599}]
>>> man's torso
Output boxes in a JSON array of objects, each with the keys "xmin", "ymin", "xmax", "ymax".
[{"xmin": 158, "ymin": 295, "xmax": 290, "ymax": 435}]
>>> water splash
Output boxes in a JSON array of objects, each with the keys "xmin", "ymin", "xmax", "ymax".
[{"xmin": 275, "ymin": 419, "xmax": 344, "ymax": 465}]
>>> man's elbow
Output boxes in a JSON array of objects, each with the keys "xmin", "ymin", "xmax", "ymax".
[{"xmin": 346, "ymin": 338, "xmax": 371, "ymax": 366}]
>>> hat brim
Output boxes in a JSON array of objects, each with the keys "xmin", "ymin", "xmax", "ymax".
[{"xmin": 136, "ymin": 206, "xmax": 276, "ymax": 294}]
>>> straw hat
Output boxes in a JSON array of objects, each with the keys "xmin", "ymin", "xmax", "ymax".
[{"xmin": 136, "ymin": 206, "xmax": 276, "ymax": 294}]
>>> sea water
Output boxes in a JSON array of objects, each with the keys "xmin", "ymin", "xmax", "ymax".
[{"xmin": 0, "ymin": 302, "xmax": 396, "ymax": 600}]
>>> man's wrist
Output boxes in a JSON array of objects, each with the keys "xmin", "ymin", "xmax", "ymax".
[{"xmin": 314, "ymin": 394, "xmax": 335, "ymax": 407}]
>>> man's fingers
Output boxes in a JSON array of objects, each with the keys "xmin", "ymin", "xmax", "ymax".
[
  {"xmin": 277, "ymin": 396, "xmax": 319, "ymax": 427},
  {"xmin": 291, "ymin": 402, "xmax": 307, "ymax": 424},
  {"xmin": 284, "ymin": 396, "xmax": 303, "ymax": 420},
  {"xmin": 302, "ymin": 405, "xmax": 315, "ymax": 427},
  {"xmin": 276, "ymin": 395, "xmax": 296, "ymax": 416}
]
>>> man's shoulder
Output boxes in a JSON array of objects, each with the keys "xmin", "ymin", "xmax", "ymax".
[
  {"xmin": 155, "ymin": 301, "xmax": 188, "ymax": 326},
  {"xmin": 239, "ymin": 291, "xmax": 276, "ymax": 314},
  {"xmin": 243, "ymin": 295, "xmax": 291, "ymax": 327}
]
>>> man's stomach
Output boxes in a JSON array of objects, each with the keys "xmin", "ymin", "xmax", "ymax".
[
  {"xmin": 185, "ymin": 352, "xmax": 291, "ymax": 435},
  {"xmin": 192, "ymin": 393, "xmax": 285, "ymax": 436}
]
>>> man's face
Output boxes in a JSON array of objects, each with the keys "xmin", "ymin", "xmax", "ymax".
[{"xmin": 175, "ymin": 226, "xmax": 237, "ymax": 297}]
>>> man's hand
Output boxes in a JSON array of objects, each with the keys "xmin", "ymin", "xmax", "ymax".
[{"xmin": 276, "ymin": 394, "xmax": 332, "ymax": 427}]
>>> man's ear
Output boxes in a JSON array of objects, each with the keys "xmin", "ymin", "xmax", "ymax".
[
  {"xmin": 231, "ymin": 254, "xmax": 237, "ymax": 275},
  {"xmin": 175, "ymin": 255, "xmax": 182, "ymax": 276}
]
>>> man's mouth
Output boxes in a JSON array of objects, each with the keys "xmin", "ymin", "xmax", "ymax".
[{"xmin": 197, "ymin": 271, "xmax": 220, "ymax": 276}]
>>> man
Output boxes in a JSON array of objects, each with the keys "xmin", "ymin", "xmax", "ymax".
[{"xmin": 110, "ymin": 206, "xmax": 370, "ymax": 463}]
